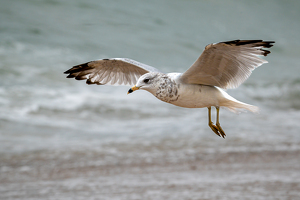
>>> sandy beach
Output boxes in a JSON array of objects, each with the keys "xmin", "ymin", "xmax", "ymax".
[{"xmin": 1, "ymin": 137, "xmax": 299, "ymax": 200}]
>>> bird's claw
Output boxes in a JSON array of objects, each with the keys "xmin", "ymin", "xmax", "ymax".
[
  {"xmin": 209, "ymin": 122, "xmax": 226, "ymax": 138},
  {"xmin": 216, "ymin": 122, "xmax": 226, "ymax": 138}
]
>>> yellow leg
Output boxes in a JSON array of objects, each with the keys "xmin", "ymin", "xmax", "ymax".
[
  {"xmin": 207, "ymin": 106, "xmax": 226, "ymax": 138},
  {"xmin": 216, "ymin": 106, "xmax": 226, "ymax": 138},
  {"xmin": 208, "ymin": 107, "xmax": 221, "ymax": 137}
]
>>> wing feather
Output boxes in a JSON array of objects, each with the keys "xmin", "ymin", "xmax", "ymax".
[
  {"xmin": 64, "ymin": 58, "xmax": 161, "ymax": 86},
  {"xmin": 180, "ymin": 40, "xmax": 274, "ymax": 89}
]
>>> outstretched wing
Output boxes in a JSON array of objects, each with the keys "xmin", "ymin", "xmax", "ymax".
[
  {"xmin": 64, "ymin": 58, "xmax": 162, "ymax": 86},
  {"xmin": 180, "ymin": 40, "xmax": 275, "ymax": 89}
]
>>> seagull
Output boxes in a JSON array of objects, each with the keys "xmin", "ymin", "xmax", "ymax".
[{"xmin": 64, "ymin": 40, "xmax": 274, "ymax": 138}]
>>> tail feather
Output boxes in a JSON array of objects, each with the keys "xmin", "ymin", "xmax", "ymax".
[
  {"xmin": 222, "ymin": 100, "xmax": 259, "ymax": 114},
  {"xmin": 217, "ymin": 87, "xmax": 259, "ymax": 113}
]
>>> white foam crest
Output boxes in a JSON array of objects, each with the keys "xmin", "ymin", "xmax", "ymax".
[{"xmin": 0, "ymin": 83, "xmax": 182, "ymax": 131}]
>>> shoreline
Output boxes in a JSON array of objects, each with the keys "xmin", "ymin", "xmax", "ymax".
[{"xmin": 1, "ymin": 146, "xmax": 299, "ymax": 199}]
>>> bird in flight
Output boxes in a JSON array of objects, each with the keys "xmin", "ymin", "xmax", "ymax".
[{"xmin": 64, "ymin": 39, "xmax": 274, "ymax": 138}]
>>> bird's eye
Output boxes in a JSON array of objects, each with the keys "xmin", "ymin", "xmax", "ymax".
[{"xmin": 144, "ymin": 78, "xmax": 150, "ymax": 83}]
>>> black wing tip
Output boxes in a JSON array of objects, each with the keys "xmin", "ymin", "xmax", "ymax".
[
  {"xmin": 223, "ymin": 39, "xmax": 262, "ymax": 45},
  {"xmin": 64, "ymin": 59, "xmax": 113, "ymax": 75},
  {"xmin": 85, "ymin": 79, "xmax": 103, "ymax": 85},
  {"xmin": 86, "ymin": 79, "xmax": 95, "ymax": 85},
  {"xmin": 64, "ymin": 62, "xmax": 94, "ymax": 81},
  {"xmin": 222, "ymin": 39, "xmax": 275, "ymax": 56},
  {"xmin": 262, "ymin": 49, "xmax": 271, "ymax": 56},
  {"xmin": 66, "ymin": 74, "xmax": 75, "ymax": 78},
  {"xmin": 75, "ymin": 76, "xmax": 87, "ymax": 80},
  {"xmin": 64, "ymin": 62, "xmax": 91, "ymax": 74},
  {"xmin": 64, "ymin": 59, "xmax": 111, "ymax": 85},
  {"xmin": 223, "ymin": 39, "xmax": 275, "ymax": 48}
]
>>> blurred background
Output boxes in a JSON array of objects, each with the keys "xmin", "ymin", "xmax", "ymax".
[{"xmin": 0, "ymin": 0, "xmax": 299, "ymax": 199}]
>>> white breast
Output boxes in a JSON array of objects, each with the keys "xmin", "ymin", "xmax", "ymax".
[{"xmin": 171, "ymin": 83, "xmax": 222, "ymax": 108}]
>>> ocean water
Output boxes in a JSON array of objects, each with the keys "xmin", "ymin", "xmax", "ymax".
[{"xmin": 1, "ymin": 0, "xmax": 300, "ymax": 199}]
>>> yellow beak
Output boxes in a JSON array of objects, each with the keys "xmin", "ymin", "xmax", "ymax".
[{"xmin": 127, "ymin": 85, "xmax": 140, "ymax": 94}]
